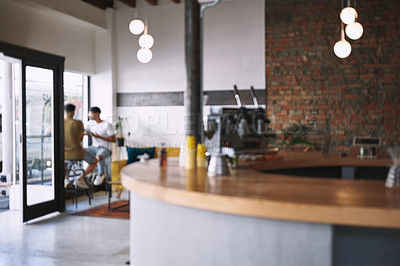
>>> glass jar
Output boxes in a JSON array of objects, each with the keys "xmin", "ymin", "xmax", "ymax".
[{"xmin": 386, "ymin": 147, "xmax": 400, "ymax": 188}]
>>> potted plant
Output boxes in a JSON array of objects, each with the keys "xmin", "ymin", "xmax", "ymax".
[
  {"xmin": 277, "ymin": 124, "xmax": 315, "ymax": 151},
  {"xmin": 114, "ymin": 116, "xmax": 126, "ymax": 147}
]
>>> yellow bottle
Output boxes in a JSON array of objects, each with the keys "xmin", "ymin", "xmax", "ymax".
[
  {"xmin": 185, "ymin": 136, "xmax": 196, "ymax": 169},
  {"xmin": 196, "ymin": 144, "xmax": 207, "ymax": 168}
]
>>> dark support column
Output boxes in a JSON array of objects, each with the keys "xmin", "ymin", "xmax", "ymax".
[{"xmin": 184, "ymin": 0, "xmax": 201, "ymax": 142}]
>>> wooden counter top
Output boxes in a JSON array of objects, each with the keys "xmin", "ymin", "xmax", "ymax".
[
  {"xmin": 121, "ymin": 152, "xmax": 400, "ymax": 229},
  {"xmin": 252, "ymin": 151, "xmax": 393, "ymax": 170}
]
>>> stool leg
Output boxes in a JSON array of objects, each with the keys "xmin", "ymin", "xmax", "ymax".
[
  {"xmin": 74, "ymin": 169, "xmax": 78, "ymax": 208},
  {"xmin": 108, "ymin": 183, "xmax": 112, "ymax": 209},
  {"xmin": 116, "ymin": 189, "xmax": 122, "ymax": 199}
]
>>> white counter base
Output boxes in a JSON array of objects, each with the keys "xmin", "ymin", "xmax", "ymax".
[{"xmin": 130, "ymin": 193, "xmax": 332, "ymax": 266}]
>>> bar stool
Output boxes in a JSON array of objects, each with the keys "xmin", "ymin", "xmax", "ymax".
[
  {"xmin": 64, "ymin": 160, "xmax": 93, "ymax": 208},
  {"xmin": 103, "ymin": 156, "xmax": 112, "ymax": 196}
]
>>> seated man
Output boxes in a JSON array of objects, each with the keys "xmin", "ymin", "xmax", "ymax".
[
  {"xmin": 64, "ymin": 104, "xmax": 98, "ymax": 189},
  {"xmin": 85, "ymin": 106, "xmax": 115, "ymax": 186}
]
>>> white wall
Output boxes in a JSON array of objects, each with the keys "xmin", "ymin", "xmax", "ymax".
[
  {"xmin": 118, "ymin": 106, "xmax": 187, "ymax": 147},
  {"xmin": 0, "ymin": 0, "xmax": 115, "ymax": 130},
  {"xmin": 91, "ymin": 9, "xmax": 116, "ymax": 123},
  {"xmin": 116, "ymin": 1, "xmax": 185, "ymax": 93},
  {"xmin": 203, "ymin": 0, "xmax": 265, "ymax": 90},
  {"xmin": 0, "ymin": 0, "xmax": 265, "ymax": 148},
  {"xmin": 0, "ymin": 0, "xmax": 98, "ymax": 74},
  {"xmin": 116, "ymin": 0, "xmax": 265, "ymax": 146},
  {"xmin": 116, "ymin": 0, "xmax": 265, "ymax": 93}
]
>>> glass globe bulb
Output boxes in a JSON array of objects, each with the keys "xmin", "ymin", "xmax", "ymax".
[
  {"xmin": 129, "ymin": 19, "xmax": 145, "ymax": 35},
  {"xmin": 340, "ymin": 7, "xmax": 357, "ymax": 24},
  {"xmin": 345, "ymin": 22, "xmax": 364, "ymax": 40},
  {"xmin": 137, "ymin": 48, "xmax": 153, "ymax": 63},
  {"xmin": 333, "ymin": 40, "xmax": 352, "ymax": 58},
  {"xmin": 139, "ymin": 34, "xmax": 154, "ymax": 49}
]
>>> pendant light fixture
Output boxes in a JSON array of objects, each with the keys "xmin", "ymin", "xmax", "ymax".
[
  {"xmin": 340, "ymin": 6, "xmax": 357, "ymax": 24},
  {"xmin": 128, "ymin": 6, "xmax": 144, "ymax": 35},
  {"xmin": 128, "ymin": 4, "xmax": 154, "ymax": 64},
  {"xmin": 345, "ymin": 21, "xmax": 363, "ymax": 40},
  {"xmin": 138, "ymin": 24, "xmax": 154, "ymax": 49},
  {"xmin": 139, "ymin": 34, "xmax": 154, "ymax": 49},
  {"xmin": 129, "ymin": 18, "xmax": 144, "ymax": 35},
  {"xmin": 137, "ymin": 48, "xmax": 153, "ymax": 64},
  {"xmin": 136, "ymin": 18, "xmax": 154, "ymax": 64},
  {"xmin": 334, "ymin": 0, "xmax": 363, "ymax": 58},
  {"xmin": 334, "ymin": 23, "xmax": 352, "ymax": 58}
]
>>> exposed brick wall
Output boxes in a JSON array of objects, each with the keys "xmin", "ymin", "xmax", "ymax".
[{"xmin": 265, "ymin": 0, "xmax": 400, "ymax": 152}]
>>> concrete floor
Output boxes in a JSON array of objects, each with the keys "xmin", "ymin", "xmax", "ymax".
[
  {"xmin": 0, "ymin": 196, "xmax": 9, "ymax": 212},
  {"xmin": 0, "ymin": 191, "xmax": 130, "ymax": 266}
]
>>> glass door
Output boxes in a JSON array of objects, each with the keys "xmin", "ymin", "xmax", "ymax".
[
  {"xmin": 21, "ymin": 58, "xmax": 65, "ymax": 222},
  {"xmin": 0, "ymin": 42, "xmax": 65, "ymax": 222},
  {"xmin": 13, "ymin": 60, "xmax": 21, "ymax": 191}
]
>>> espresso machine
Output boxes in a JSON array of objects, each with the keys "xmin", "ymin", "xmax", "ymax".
[{"xmin": 205, "ymin": 85, "xmax": 275, "ymax": 175}]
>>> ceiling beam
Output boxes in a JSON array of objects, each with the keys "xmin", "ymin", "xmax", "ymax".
[
  {"xmin": 145, "ymin": 0, "xmax": 157, "ymax": 5},
  {"xmin": 82, "ymin": 0, "xmax": 114, "ymax": 10},
  {"xmin": 118, "ymin": 0, "xmax": 180, "ymax": 8},
  {"xmin": 17, "ymin": 0, "xmax": 107, "ymax": 29},
  {"xmin": 119, "ymin": 0, "xmax": 135, "ymax": 8}
]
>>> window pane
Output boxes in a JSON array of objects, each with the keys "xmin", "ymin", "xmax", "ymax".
[
  {"xmin": 0, "ymin": 62, "xmax": 3, "ymax": 172},
  {"xmin": 25, "ymin": 66, "xmax": 54, "ymax": 206},
  {"xmin": 64, "ymin": 72, "xmax": 85, "ymax": 121}
]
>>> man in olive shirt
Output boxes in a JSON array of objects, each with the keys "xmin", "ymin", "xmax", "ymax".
[{"xmin": 64, "ymin": 104, "xmax": 97, "ymax": 188}]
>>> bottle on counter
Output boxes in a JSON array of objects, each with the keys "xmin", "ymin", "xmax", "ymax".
[
  {"xmin": 196, "ymin": 143, "xmax": 207, "ymax": 168},
  {"xmin": 179, "ymin": 142, "xmax": 186, "ymax": 167},
  {"xmin": 159, "ymin": 143, "xmax": 167, "ymax": 167},
  {"xmin": 185, "ymin": 136, "xmax": 196, "ymax": 169}
]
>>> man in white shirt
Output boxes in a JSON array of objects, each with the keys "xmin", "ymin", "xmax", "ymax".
[{"xmin": 85, "ymin": 106, "xmax": 115, "ymax": 186}]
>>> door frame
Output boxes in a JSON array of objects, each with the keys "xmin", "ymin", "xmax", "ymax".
[{"xmin": 0, "ymin": 41, "xmax": 65, "ymax": 222}]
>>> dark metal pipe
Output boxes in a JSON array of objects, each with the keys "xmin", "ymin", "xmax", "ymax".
[
  {"xmin": 250, "ymin": 86, "xmax": 259, "ymax": 108},
  {"xmin": 233, "ymin": 85, "xmax": 242, "ymax": 107},
  {"xmin": 185, "ymin": 0, "xmax": 201, "ymax": 142},
  {"xmin": 199, "ymin": 0, "xmax": 221, "ymax": 143}
]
